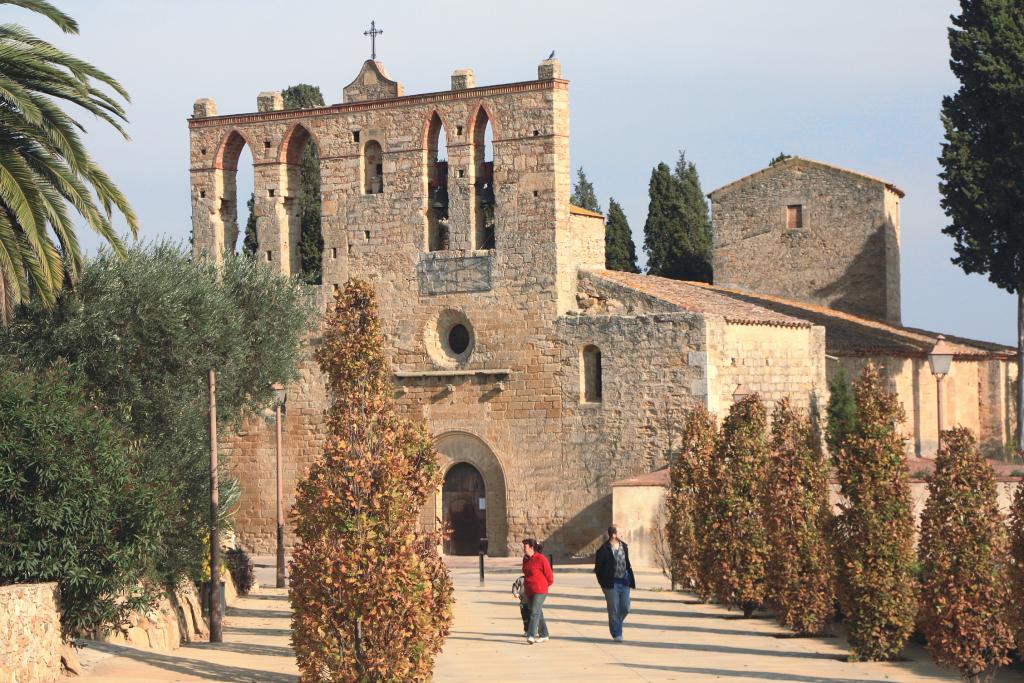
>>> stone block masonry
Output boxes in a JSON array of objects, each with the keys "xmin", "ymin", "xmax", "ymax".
[{"xmin": 0, "ymin": 583, "xmax": 61, "ymax": 683}]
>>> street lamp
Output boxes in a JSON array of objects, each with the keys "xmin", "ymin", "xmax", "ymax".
[
  {"xmin": 271, "ymin": 382, "xmax": 288, "ymax": 589},
  {"xmin": 928, "ymin": 335, "xmax": 955, "ymax": 454},
  {"xmin": 733, "ymin": 384, "xmax": 751, "ymax": 402}
]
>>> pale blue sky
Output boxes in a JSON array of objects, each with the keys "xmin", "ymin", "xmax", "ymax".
[{"xmin": 16, "ymin": 0, "xmax": 1015, "ymax": 344}]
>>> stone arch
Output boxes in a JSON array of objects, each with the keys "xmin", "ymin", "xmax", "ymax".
[
  {"xmin": 362, "ymin": 139, "xmax": 384, "ymax": 194},
  {"xmin": 211, "ymin": 129, "xmax": 257, "ymax": 257},
  {"xmin": 469, "ymin": 104, "xmax": 497, "ymax": 249},
  {"xmin": 433, "ymin": 431, "xmax": 508, "ymax": 556},
  {"xmin": 424, "ymin": 111, "xmax": 450, "ymax": 251},
  {"xmin": 278, "ymin": 123, "xmax": 322, "ymax": 280}
]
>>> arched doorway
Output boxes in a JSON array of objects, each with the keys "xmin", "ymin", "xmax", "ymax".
[{"xmin": 442, "ymin": 463, "xmax": 486, "ymax": 555}]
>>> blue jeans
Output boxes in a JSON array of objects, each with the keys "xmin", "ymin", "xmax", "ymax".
[
  {"xmin": 603, "ymin": 583, "xmax": 630, "ymax": 638},
  {"xmin": 527, "ymin": 594, "xmax": 548, "ymax": 638}
]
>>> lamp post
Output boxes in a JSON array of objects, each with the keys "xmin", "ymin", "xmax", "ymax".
[
  {"xmin": 208, "ymin": 369, "xmax": 223, "ymax": 643},
  {"xmin": 271, "ymin": 382, "xmax": 288, "ymax": 589},
  {"xmin": 733, "ymin": 384, "xmax": 751, "ymax": 403},
  {"xmin": 928, "ymin": 335, "xmax": 955, "ymax": 454}
]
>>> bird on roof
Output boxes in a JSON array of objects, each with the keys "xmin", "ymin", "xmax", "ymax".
[{"xmin": 547, "ymin": 50, "xmax": 555, "ymax": 60}]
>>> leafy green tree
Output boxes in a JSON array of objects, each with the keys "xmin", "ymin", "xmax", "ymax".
[
  {"xmin": 605, "ymin": 198, "xmax": 639, "ymax": 273},
  {"xmin": 769, "ymin": 153, "xmax": 792, "ymax": 166},
  {"xmin": 705, "ymin": 394, "xmax": 770, "ymax": 617},
  {"xmin": 833, "ymin": 364, "xmax": 917, "ymax": 661},
  {"xmin": 826, "ymin": 365, "xmax": 857, "ymax": 458},
  {"xmin": 570, "ymin": 166, "xmax": 600, "ymax": 213},
  {"xmin": 643, "ymin": 152, "xmax": 712, "ymax": 282},
  {"xmin": 0, "ymin": 0, "xmax": 138, "ymax": 324},
  {"xmin": 241, "ymin": 194, "xmax": 258, "ymax": 258},
  {"xmin": 2, "ymin": 242, "xmax": 316, "ymax": 584},
  {"xmin": 282, "ymin": 84, "xmax": 324, "ymax": 284},
  {"xmin": 919, "ymin": 427, "xmax": 1014, "ymax": 682},
  {"xmin": 938, "ymin": 0, "xmax": 1024, "ymax": 451},
  {"xmin": 1009, "ymin": 482, "xmax": 1024, "ymax": 650},
  {"xmin": 763, "ymin": 399, "xmax": 835, "ymax": 635},
  {"xmin": 290, "ymin": 280, "xmax": 452, "ymax": 682},
  {"xmin": 667, "ymin": 405, "xmax": 715, "ymax": 594},
  {"xmin": 0, "ymin": 360, "xmax": 160, "ymax": 636}
]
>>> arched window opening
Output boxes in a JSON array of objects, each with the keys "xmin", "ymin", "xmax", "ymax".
[
  {"xmin": 281, "ymin": 124, "xmax": 322, "ymax": 283},
  {"xmin": 581, "ymin": 345, "xmax": 603, "ymax": 403},
  {"xmin": 426, "ymin": 113, "xmax": 449, "ymax": 251},
  {"xmin": 471, "ymin": 108, "xmax": 495, "ymax": 250},
  {"xmin": 212, "ymin": 131, "xmax": 255, "ymax": 258},
  {"xmin": 363, "ymin": 140, "xmax": 384, "ymax": 195}
]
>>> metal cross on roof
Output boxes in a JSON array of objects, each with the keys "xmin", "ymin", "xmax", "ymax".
[{"xmin": 364, "ymin": 20, "xmax": 382, "ymax": 60}]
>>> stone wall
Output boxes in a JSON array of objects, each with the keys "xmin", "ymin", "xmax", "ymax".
[
  {"xmin": 0, "ymin": 583, "xmax": 61, "ymax": 683},
  {"xmin": 711, "ymin": 158, "xmax": 902, "ymax": 323}
]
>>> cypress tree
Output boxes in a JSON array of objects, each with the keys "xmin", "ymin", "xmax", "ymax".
[
  {"xmin": 833, "ymin": 364, "xmax": 917, "ymax": 661},
  {"xmin": 570, "ymin": 166, "xmax": 600, "ymax": 212},
  {"xmin": 939, "ymin": 0, "xmax": 1024, "ymax": 452},
  {"xmin": 919, "ymin": 427, "xmax": 1013, "ymax": 682},
  {"xmin": 1009, "ymin": 483, "xmax": 1024, "ymax": 650},
  {"xmin": 241, "ymin": 194, "xmax": 258, "ymax": 258},
  {"xmin": 826, "ymin": 365, "xmax": 857, "ymax": 459},
  {"xmin": 282, "ymin": 84, "xmax": 325, "ymax": 285},
  {"xmin": 643, "ymin": 152, "xmax": 712, "ymax": 282},
  {"xmin": 667, "ymin": 405, "xmax": 716, "ymax": 594},
  {"xmin": 605, "ymin": 198, "xmax": 639, "ymax": 273}
]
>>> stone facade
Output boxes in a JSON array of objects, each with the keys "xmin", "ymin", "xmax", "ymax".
[
  {"xmin": 710, "ymin": 157, "xmax": 903, "ymax": 324},
  {"xmin": 0, "ymin": 583, "xmax": 61, "ymax": 683},
  {"xmin": 190, "ymin": 59, "xmax": 828, "ymax": 558}
]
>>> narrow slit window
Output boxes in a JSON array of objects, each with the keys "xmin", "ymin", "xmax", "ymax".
[
  {"xmin": 581, "ymin": 345, "xmax": 603, "ymax": 403},
  {"xmin": 363, "ymin": 140, "xmax": 384, "ymax": 194},
  {"xmin": 787, "ymin": 204, "xmax": 803, "ymax": 229}
]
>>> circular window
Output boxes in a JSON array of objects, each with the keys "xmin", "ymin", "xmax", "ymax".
[{"xmin": 448, "ymin": 324, "xmax": 470, "ymax": 355}]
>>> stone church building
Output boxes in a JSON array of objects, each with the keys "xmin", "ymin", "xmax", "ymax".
[{"xmin": 189, "ymin": 58, "xmax": 1014, "ymax": 558}]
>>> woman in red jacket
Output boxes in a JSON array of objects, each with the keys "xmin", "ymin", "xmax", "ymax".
[{"xmin": 522, "ymin": 538, "xmax": 553, "ymax": 643}]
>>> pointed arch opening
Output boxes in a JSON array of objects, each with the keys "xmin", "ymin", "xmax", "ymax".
[
  {"xmin": 363, "ymin": 140, "xmax": 384, "ymax": 195},
  {"xmin": 471, "ymin": 107, "xmax": 495, "ymax": 250},
  {"xmin": 213, "ymin": 130, "xmax": 254, "ymax": 257},
  {"xmin": 426, "ymin": 112, "xmax": 450, "ymax": 252},
  {"xmin": 280, "ymin": 123, "xmax": 322, "ymax": 282}
]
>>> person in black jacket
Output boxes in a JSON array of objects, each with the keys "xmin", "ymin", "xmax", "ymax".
[{"xmin": 594, "ymin": 525, "xmax": 635, "ymax": 641}]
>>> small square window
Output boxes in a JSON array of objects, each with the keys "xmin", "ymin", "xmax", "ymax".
[
  {"xmin": 352, "ymin": 131, "xmax": 360, "ymax": 143},
  {"xmin": 264, "ymin": 140, "xmax": 272, "ymax": 149},
  {"xmin": 533, "ymin": 130, "xmax": 540, "ymax": 136},
  {"xmin": 533, "ymin": 190, "xmax": 539, "ymax": 198},
  {"xmin": 200, "ymin": 148, "xmax": 207, "ymax": 155},
  {"xmin": 456, "ymin": 125, "xmax": 464, "ymax": 136},
  {"xmin": 364, "ymin": 230, "xmax": 370, "ymax": 240},
  {"xmin": 268, "ymin": 188, "xmax": 275, "ymax": 197},
  {"xmin": 265, "ymin": 250, "xmax": 272, "ymax": 262},
  {"xmin": 787, "ymin": 204, "xmax": 803, "ymax": 229},
  {"xmin": 458, "ymin": 169, "xmax": 465, "ymax": 178},
  {"xmin": 199, "ymin": 189, "xmax": 206, "ymax": 199}
]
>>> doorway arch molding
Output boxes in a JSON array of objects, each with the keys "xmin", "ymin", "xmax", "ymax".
[{"xmin": 435, "ymin": 431, "xmax": 508, "ymax": 556}]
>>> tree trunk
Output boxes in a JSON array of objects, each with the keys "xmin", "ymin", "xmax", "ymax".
[{"xmin": 1018, "ymin": 289, "xmax": 1023, "ymax": 453}]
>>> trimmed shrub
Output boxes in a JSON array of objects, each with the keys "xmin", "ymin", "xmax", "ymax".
[
  {"xmin": 289, "ymin": 280, "xmax": 452, "ymax": 682},
  {"xmin": 1009, "ymin": 482, "xmax": 1024, "ymax": 650},
  {"xmin": 763, "ymin": 398, "xmax": 835, "ymax": 635},
  {"xmin": 833, "ymin": 363, "xmax": 917, "ymax": 661},
  {"xmin": 225, "ymin": 548, "xmax": 256, "ymax": 596},
  {"xmin": 0, "ymin": 361, "xmax": 160, "ymax": 636},
  {"xmin": 667, "ymin": 405, "xmax": 716, "ymax": 596},
  {"xmin": 919, "ymin": 427, "xmax": 1013, "ymax": 682},
  {"xmin": 704, "ymin": 394, "xmax": 770, "ymax": 616}
]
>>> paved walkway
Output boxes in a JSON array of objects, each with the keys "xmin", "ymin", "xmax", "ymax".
[{"xmin": 78, "ymin": 557, "xmax": 1024, "ymax": 682}]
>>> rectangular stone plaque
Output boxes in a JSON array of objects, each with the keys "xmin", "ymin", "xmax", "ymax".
[{"xmin": 417, "ymin": 252, "xmax": 492, "ymax": 295}]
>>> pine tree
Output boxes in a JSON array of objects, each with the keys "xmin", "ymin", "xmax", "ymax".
[
  {"xmin": 570, "ymin": 166, "xmax": 600, "ymax": 213},
  {"xmin": 289, "ymin": 280, "xmax": 452, "ymax": 682},
  {"xmin": 282, "ymin": 84, "xmax": 325, "ymax": 285},
  {"xmin": 769, "ymin": 153, "xmax": 792, "ymax": 166},
  {"xmin": 705, "ymin": 394, "xmax": 770, "ymax": 617},
  {"xmin": 643, "ymin": 152, "xmax": 712, "ymax": 282},
  {"xmin": 667, "ymin": 405, "xmax": 716, "ymax": 594},
  {"xmin": 605, "ymin": 198, "xmax": 639, "ymax": 273},
  {"xmin": 919, "ymin": 427, "xmax": 1013, "ymax": 682},
  {"xmin": 939, "ymin": 0, "xmax": 1024, "ymax": 452},
  {"xmin": 826, "ymin": 365, "xmax": 857, "ymax": 459},
  {"xmin": 763, "ymin": 399, "xmax": 835, "ymax": 635},
  {"xmin": 833, "ymin": 364, "xmax": 917, "ymax": 661}
]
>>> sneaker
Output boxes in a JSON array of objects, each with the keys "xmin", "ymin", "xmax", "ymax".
[
  {"xmin": 536, "ymin": 636, "xmax": 549, "ymax": 643},
  {"xmin": 613, "ymin": 635, "xmax": 623, "ymax": 642},
  {"xmin": 527, "ymin": 636, "xmax": 536, "ymax": 644}
]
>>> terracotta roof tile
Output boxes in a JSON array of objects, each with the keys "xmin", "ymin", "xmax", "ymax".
[{"xmin": 569, "ymin": 205, "xmax": 603, "ymax": 218}]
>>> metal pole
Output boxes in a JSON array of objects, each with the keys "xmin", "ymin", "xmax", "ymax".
[
  {"xmin": 936, "ymin": 374, "xmax": 947, "ymax": 454},
  {"xmin": 209, "ymin": 369, "xmax": 223, "ymax": 643},
  {"xmin": 478, "ymin": 552, "xmax": 484, "ymax": 584},
  {"xmin": 276, "ymin": 401, "xmax": 286, "ymax": 589}
]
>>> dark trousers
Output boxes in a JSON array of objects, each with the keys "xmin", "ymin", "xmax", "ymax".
[
  {"xmin": 527, "ymin": 593, "xmax": 549, "ymax": 638},
  {"xmin": 519, "ymin": 600, "xmax": 530, "ymax": 632}
]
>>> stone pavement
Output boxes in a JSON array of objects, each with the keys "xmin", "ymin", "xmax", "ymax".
[{"xmin": 75, "ymin": 557, "xmax": 1024, "ymax": 682}]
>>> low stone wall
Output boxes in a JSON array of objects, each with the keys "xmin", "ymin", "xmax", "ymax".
[{"xmin": 0, "ymin": 583, "xmax": 61, "ymax": 683}]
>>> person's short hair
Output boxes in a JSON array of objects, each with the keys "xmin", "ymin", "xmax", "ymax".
[
  {"xmin": 607, "ymin": 526, "xmax": 618, "ymax": 538},
  {"xmin": 521, "ymin": 538, "xmax": 538, "ymax": 550}
]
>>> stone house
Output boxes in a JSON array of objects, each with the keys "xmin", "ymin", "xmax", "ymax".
[{"xmin": 188, "ymin": 59, "xmax": 828, "ymax": 557}]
